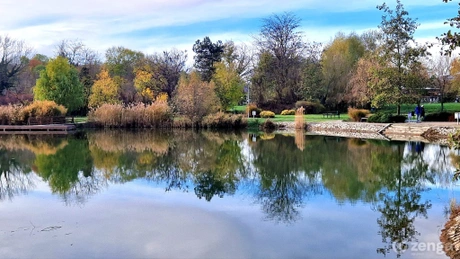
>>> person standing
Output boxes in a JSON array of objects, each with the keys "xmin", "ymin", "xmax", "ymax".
[{"xmin": 415, "ymin": 104, "xmax": 421, "ymax": 122}]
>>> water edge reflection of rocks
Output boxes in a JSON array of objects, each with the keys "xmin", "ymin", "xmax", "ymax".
[{"xmin": 0, "ymin": 130, "xmax": 459, "ymax": 258}]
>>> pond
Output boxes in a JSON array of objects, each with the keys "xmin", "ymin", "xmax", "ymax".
[{"xmin": 0, "ymin": 130, "xmax": 459, "ymax": 259}]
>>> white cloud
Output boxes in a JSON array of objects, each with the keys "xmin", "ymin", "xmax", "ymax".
[{"xmin": 0, "ymin": 0, "xmax": 450, "ymax": 59}]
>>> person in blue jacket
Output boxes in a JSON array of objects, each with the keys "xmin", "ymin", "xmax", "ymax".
[{"xmin": 415, "ymin": 104, "xmax": 421, "ymax": 122}]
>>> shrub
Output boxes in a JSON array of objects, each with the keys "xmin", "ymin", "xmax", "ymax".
[
  {"xmin": 368, "ymin": 112, "xmax": 391, "ymax": 123},
  {"xmin": 89, "ymin": 103, "xmax": 123, "ymax": 127},
  {"xmin": 424, "ymin": 112, "xmax": 454, "ymax": 122},
  {"xmin": 144, "ymin": 101, "xmax": 172, "ymax": 127},
  {"xmin": 173, "ymin": 117, "xmax": 193, "ymax": 128},
  {"xmin": 246, "ymin": 103, "xmax": 261, "ymax": 117},
  {"xmin": 367, "ymin": 112, "xmax": 406, "ymax": 123},
  {"xmin": 295, "ymin": 100, "xmax": 326, "ymax": 114},
  {"xmin": 0, "ymin": 104, "xmax": 24, "ymax": 125},
  {"xmin": 260, "ymin": 110, "xmax": 275, "ymax": 118},
  {"xmin": 348, "ymin": 107, "xmax": 370, "ymax": 122},
  {"xmin": 260, "ymin": 132, "xmax": 275, "ymax": 140},
  {"xmin": 22, "ymin": 101, "xmax": 67, "ymax": 122},
  {"xmin": 260, "ymin": 119, "xmax": 276, "ymax": 131},
  {"xmin": 201, "ymin": 112, "xmax": 248, "ymax": 129},
  {"xmin": 259, "ymin": 101, "xmax": 292, "ymax": 114},
  {"xmin": 89, "ymin": 101, "xmax": 172, "ymax": 128},
  {"xmin": 280, "ymin": 109, "xmax": 296, "ymax": 115}
]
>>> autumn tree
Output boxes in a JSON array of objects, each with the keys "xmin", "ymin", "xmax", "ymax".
[
  {"xmin": 425, "ymin": 55, "xmax": 456, "ymax": 111},
  {"xmin": 438, "ymin": 0, "xmax": 460, "ymax": 55},
  {"xmin": 346, "ymin": 31, "xmax": 383, "ymax": 108},
  {"xmin": 134, "ymin": 49, "xmax": 188, "ymax": 102},
  {"xmin": 105, "ymin": 46, "xmax": 144, "ymax": 103},
  {"xmin": 150, "ymin": 49, "xmax": 188, "ymax": 98},
  {"xmin": 371, "ymin": 0, "xmax": 428, "ymax": 114},
  {"xmin": 0, "ymin": 35, "xmax": 33, "ymax": 93},
  {"xmin": 321, "ymin": 33, "xmax": 365, "ymax": 108},
  {"xmin": 450, "ymin": 58, "xmax": 460, "ymax": 99},
  {"xmin": 173, "ymin": 71, "xmax": 220, "ymax": 124},
  {"xmin": 346, "ymin": 56, "xmax": 380, "ymax": 108},
  {"xmin": 193, "ymin": 37, "xmax": 224, "ymax": 82},
  {"xmin": 3, "ymin": 54, "xmax": 49, "ymax": 105},
  {"xmin": 34, "ymin": 56, "xmax": 84, "ymax": 113},
  {"xmin": 88, "ymin": 67, "xmax": 120, "ymax": 108},
  {"xmin": 253, "ymin": 12, "xmax": 306, "ymax": 105}
]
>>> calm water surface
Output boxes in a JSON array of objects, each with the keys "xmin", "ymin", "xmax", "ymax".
[{"xmin": 0, "ymin": 130, "xmax": 459, "ymax": 259}]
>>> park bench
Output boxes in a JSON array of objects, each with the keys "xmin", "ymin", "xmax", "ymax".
[
  {"xmin": 27, "ymin": 116, "xmax": 67, "ymax": 125},
  {"xmin": 322, "ymin": 111, "xmax": 340, "ymax": 118}
]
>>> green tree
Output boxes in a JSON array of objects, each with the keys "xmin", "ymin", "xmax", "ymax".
[
  {"xmin": 33, "ymin": 56, "xmax": 84, "ymax": 113},
  {"xmin": 300, "ymin": 43, "xmax": 323, "ymax": 101},
  {"xmin": 192, "ymin": 37, "xmax": 224, "ymax": 82},
  {"xmin": 105, "ymin": 46, "xmax": 144, "ymax": 103},
  {"xmin": 34, "ymin": 137, "xmax": 95, "ymax": 202},
  {"xmin": 251, "ymin": 51, "xmax": 275, "ymax": 105},
  {"xmin": 105, "ymin": 46, "xmax": 144, "ymax": 79},
  {"xmin": 375, "ymin": 144, "xmax": 431, "ymax": 257},
  {"xmin": 370, "ymin": 0, "xmax": 428, "ymax": 115},
  {"xmin": 212, "ymin": 61, "xmax": 245, "ymax": 111},
  {"xmin": 439, "ymin": 0, "xmax": 460, "ymax": 55},
  {"xmin": 88, "ymin": 67, "xmax": 120, "ymax": 108}
]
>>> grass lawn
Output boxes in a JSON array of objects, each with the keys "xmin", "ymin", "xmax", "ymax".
[
  {"xmin": 233, "ymin": 105, "xmax": 350, "ymax": 123},
  {"xmin": 248, "ymin": 114, "xmax": 350, "ymax": 123},
  {"xmin": 235, "ymin": 102, "xmax": 460, "ymax": 120},
  {"xmin": 70, "ymin": 116, "xmax": 88, "ymax": 123},
  {"xmin": 378, "ymin": 102, "xmax": 460, "ymax": 114},
  {"xmin": 231, "ymin": 105, "xmax": 247, "ymax": 113}
]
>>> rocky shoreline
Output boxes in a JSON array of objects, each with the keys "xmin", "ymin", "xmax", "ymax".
[{"xmin": 276, "ymin": 121, "xmax": 460, "ymax": 144}]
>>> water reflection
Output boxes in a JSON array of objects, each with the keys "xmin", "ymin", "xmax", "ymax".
[
  {"xmin": 374, "ymin": 143, "xmax": 432, "ymax": 257},
  {"xmin": 0, "ymin": 130, "xmax": 457, "ymax": 257}
]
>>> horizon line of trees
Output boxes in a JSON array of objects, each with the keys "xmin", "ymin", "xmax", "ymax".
[{"xmin": 0, "ymin": 0, "xmax": 460, "ymax": 117}]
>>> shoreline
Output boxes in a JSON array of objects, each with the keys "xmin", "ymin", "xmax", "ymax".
[{"xmin": 276, "ymin": 121, "xmax": 460, "ymax": 144}]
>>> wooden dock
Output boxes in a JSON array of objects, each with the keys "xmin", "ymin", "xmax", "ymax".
[{"xmin": 0, "ymin": 124, "xmax": 76, "ymax": 134}]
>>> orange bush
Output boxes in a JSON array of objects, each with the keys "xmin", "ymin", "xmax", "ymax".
[{"xmin": 347, "ymin": 107, "xmax": 370, "ymax": 122}]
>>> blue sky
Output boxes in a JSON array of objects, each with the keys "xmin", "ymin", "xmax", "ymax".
[{"xmin": 0, "ymin": 0, "xmax": 457, "ymax": 60}]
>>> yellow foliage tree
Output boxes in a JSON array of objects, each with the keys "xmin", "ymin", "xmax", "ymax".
[
  {"xmin": 212, "ymin": 61, "xmax": 244, "ymax": 111},
  {"xmin": 134, "ymin": 64, "xmax": 167, "ymax": 103},
  {"xmin": 88, "ymin": 68, "xmax": 120, "ymax": 108},
  {"xmin": 451, "ymin": 58, "xmax": 460, "ymax": 93}
]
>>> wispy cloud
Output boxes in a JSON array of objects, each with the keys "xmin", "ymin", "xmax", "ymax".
[{"xmin": 0, "ymin": 0, "xmax": 452, "ymax": 58}]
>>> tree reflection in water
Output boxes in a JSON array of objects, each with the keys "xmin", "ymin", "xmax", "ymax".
[
  {"xmin": 0, "ymin": 131, "xmax": 457, "ymax": 256},
  {"xmin": 0, "ymin": 149, "xmax": 35, "ymax": 201},
  {"xmin": 375, "ymin": 142, "xmax": 432, "ymax": 257}
]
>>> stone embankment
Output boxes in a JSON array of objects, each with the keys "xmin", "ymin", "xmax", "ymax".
[{"xmin": 277, "ymin": 121, "xmax": 460, "ymax": 144}]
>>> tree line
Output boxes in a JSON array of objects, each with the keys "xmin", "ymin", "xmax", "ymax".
[{"xmin": 1, "ymin": 0, "xmax": 460, "ymax": 116}]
